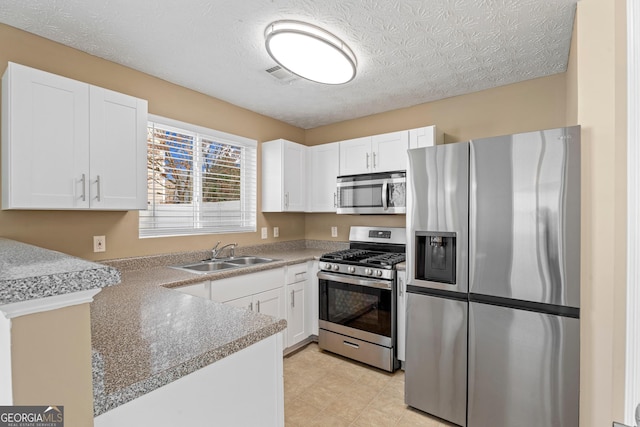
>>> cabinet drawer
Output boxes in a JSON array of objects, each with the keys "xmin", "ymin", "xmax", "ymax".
[
  {"xmin": 210, "ymin": 268, "xmax": 284, "ymax": 303},
  {"xmin": 286, "ymin": 263, "xmax": 308, "ymax": 284}
]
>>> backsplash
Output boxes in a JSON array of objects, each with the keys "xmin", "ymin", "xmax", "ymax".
[{"xmin": 101, "ymin": 239, "xmax": 348, "ymax": 271}]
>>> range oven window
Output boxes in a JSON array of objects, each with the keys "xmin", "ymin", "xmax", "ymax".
[{"xmin": 319, "ymin": 278, "xmax": 392, "ymax": 338}]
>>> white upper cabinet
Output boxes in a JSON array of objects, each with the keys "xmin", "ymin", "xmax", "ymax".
[
  {"xmin": 338, "ymin": 136, "xmax": 371, "ymax": 176},
  {"xmin": 408, "ymin": 125, "xmax": 443, "ymax": 149},
  {"xmin": 371, "ymin": 131, "xmax": 409, "ymax": 172},
  {"xmin": 339, "ymin": 131, "xmax": 408, "ymax": 175},
  {"xmin": 89, "ymin": 86, "xmax": 147, "ymax": 210},
  {"xmin": 262, "ymin": 139, "xmax": 306, "ymax": 212},
  {"xmin": 1, "ymin": 62, "xmax": 148, "ymax": 210},
  {"xmin": 306, "ymin": 142, "xmax": 339, "ymax": 212}
]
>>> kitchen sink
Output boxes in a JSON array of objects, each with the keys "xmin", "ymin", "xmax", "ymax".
[
  {"xmin": 225, "ymin": 256, "xmax": 276, "ymax": 265},
  {"xmin": 175, "ymin": 261, "xmax": 238, "ymax": 273},
  {"xmin": 171, "ymin": 256, "xmax": 278, "ymax": 274}
]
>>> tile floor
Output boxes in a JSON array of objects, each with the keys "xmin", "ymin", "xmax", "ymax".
[{"xmin": 283, "ymin": 343, "xmax": 453, "ymax": 427}]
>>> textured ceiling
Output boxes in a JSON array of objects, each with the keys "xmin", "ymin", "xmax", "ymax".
[{"xmin": 0, "ymin": 0, "xmax": 577, "ymax": 129}]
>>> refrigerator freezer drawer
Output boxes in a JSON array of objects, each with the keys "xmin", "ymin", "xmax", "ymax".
[
  {"xmin": 468, "ymin": 302, "xmax": 579, "ymax": 427},
  {"xmin": 405, "ymin": 292, "xmax": 467, "ymax": 427}
]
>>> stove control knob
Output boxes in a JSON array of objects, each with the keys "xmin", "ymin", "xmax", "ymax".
[
  {"xmin": 333, "ymin": 264, "xmax": 340, "ymax": 271},
  {"xmin": 348, "ymin": 266, "xmax": 356, "ymax": 274},
  {"xmin": 364, "ymin": 268, "xmax": 373, "ymax": 276},
  {"xmin": 324, "ymin": 263, "xmax": 332, "ymax": 270},
  {"xmin": 375, "ymin": 270, "xmax": 383, "ymax": 277}
]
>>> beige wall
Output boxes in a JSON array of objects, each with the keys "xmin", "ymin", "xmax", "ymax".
[
  {"xmin": 0, "ymin": 23, "xmax": 306, "ymax": 260},
  {"xmin": 573, "ymin": 0, "xmax": 628, "ymax": 425},
  {"xmin": 11, "ymin": 304, "xmax": 94, "ymax": 427},
  {"xmin": 306, "ymin": 72, "xmax": 568, "ymax": 146}
]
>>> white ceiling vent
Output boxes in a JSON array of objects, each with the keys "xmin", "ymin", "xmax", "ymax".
[{"xmin": 265, "ymin": 65, "xmax": 298, "ymax": 83}]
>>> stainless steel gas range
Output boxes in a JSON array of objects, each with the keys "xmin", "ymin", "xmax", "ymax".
[{"xmin": 317, "ymin": 226, "xmax": 406, "ymax": 372}]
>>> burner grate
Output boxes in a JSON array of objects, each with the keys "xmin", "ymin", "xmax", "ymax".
[
  {"xmin": 321, "ymin": 249, "xmax": 369, "ymax": 261},
  {"xmin": 361, "ymin": 253, "xmax": 406, "ymax": 266}
]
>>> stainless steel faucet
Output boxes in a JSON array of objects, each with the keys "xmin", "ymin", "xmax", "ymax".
[{"xmin": 211, "ymin": 242, "xmax": 237, "ymax": 259}]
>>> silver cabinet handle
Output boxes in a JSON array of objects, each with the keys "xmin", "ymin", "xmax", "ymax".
[
  {"xmin": 373, "ymin": 152, "xmax": 377, "ymax": 168},
  {"xmin": 366, "ymin": 152, "xmax": 370, "ymax": 169},
  {"xmin": 285, "ymin": 193, "xmax": 289, "ymax": 210},
  {"xmin": 333, "ymin": 192, "xmax": 337, "ymax": 208},
  {"xmin": 81, "ymin": 174, "xmax": 86, "ymax": 201},
  {"xmin": 96, "ymin": 175, "xmax": 101, "ymax": 202},
  {"xmin": 256, "ymin": 300, "xmax": 260, "ymax": 313},
  {"xmin": 343, "ymin": 340, "xmax": 359, "ymax": 349},
  {"xmin": 399, "ymin": 276, "xmax": 404, "ymax": 297},
  {"xmin": 249, "ymin": 301, "xmax": 253, "ymax": 311},
  {"xmin": 291, "ymin": 290, "xmax": 295, "ymax": 308}
]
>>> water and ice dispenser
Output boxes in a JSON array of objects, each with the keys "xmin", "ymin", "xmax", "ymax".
[{"xmin": 415, "ymin": 231, "xmax": 457, "ymax": 284}]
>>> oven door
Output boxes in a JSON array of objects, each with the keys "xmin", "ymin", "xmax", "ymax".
[
  {"xmin": 318, "ymin": 271, "xmax": 396, "ymax": 347},
  {"xmin": 336, "ymin": 172, "xmax": 406, "ymax": 214}
]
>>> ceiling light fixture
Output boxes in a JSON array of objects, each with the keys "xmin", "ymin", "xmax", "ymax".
[{"xmin": 264, "ymin": 20, "xmax": 357, "ymax": 85}]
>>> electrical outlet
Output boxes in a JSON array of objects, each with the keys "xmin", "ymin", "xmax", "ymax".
[
  {"xmin": 331, "ymin": 226, "xmax": 338, "ymax": 237},
  {"xmin": 93, "ymin": 235, "xmax": 106, "ymax": 253},
  {"xmin": 273, "ymin": 226, "xmax": 279, "ymax": 238},
  {"xmin": 261, "ymin": 227, "xmax": 268, "ymax": 239}
]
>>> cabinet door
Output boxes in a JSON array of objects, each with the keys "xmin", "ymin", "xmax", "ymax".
[
  {"xmin": 225, "ymin": 294, "xmax": 254, "ymax": 311},
  {"xmin": 286, "ymin": 281, "xmax": 306, "ymax": 347},
  {"xmin": 339, "ymin": 136, "xmax": 371, "ymax": 175},
  {"xmin": 307, "ymin": 142, "xmax": 339, "ymax": 212},
  {"xmin": 371, "ymin": 131, "xmax": 408, "ymax": 172},
  {"xmin": 282, "ymin": 141, "xmax": 306, "ymax": 211},
  {"xmin": 3, "ymin": 62, "xmax": 90, "ymax": 209},
  {"xmin": 408, "ymin": 125, "xmax": 441, "ymax": 149},
  {"xmin": 255, "ymin": 287, "xmax": 285, "ymax": 320},
  {"xmin": 89, "ymin": 86, "xmax": 148, "ymax": 210},
  {"xmin": 396, "ymin": 270, "xmax": 407, "ymax": 361}
]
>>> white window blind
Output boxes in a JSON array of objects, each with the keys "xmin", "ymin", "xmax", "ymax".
[{"xmin": 140, "ymin": 115, "xmax": 257, "ymax": 238}]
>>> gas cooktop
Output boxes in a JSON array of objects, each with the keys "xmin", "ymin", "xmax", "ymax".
[{"xmin": 319, "ymin": 248, "xmax": 406, "ymax": 269}]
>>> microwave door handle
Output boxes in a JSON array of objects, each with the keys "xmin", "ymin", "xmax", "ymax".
[{"xmin": 382, "ymin": 180, "xmax": 389, "ymax": 210}]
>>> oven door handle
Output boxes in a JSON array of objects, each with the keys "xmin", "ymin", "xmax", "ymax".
[{"xmin": 317, "ymin": 271, "xmax": 392, "ymax": 290}]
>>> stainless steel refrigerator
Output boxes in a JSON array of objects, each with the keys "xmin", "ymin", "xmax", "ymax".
[{"xmin": 405, "ymin": 126, "xmax": 581, "ymax": 427}]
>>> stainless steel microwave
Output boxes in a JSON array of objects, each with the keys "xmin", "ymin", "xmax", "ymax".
[{"xmin": 336, "ymin": 171, "xmax": 406, "ymax": 214}]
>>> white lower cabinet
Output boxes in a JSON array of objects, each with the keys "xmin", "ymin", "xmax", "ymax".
[
  {"xmin": 396, "ymin": 270, "xmax": 407, "ymax": 362},
  {"xmin": 226, "ymin": 287, "xmax": 285, "ymax": 319},
  {"xmin": 225, "ymin": 294, "xmax": 254, "ymax": 310},
  {"xmin": 286, "ymin": 263, "xmax": 309, "ymax": 348},
  {"xmin": 211, "ymin": 269, "xmax": 286, "ymax": 318},
  {"xmin": 286, "ymin": 281, "xmax": 305, "ymax": 345},
  {"xmin": 174, "ymin": 263, "xmax": 316, "ymax": 352}
]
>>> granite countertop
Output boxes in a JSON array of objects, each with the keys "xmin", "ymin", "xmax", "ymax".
[
  {"xmin": 0, "ymin": 238, "xmax": 120, "ymax": 305},
  {"xmin": 91, "ymin": 242, "xmax": 337, "ymax": 416}
]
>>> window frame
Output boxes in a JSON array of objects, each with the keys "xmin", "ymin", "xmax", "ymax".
[{"xmin": 140, "ymin": 114, "xmax": 257, "ymax": 238}]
